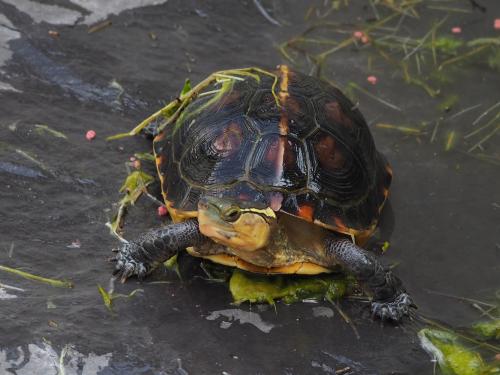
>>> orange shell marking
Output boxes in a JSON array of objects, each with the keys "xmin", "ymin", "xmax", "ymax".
[
  {"xmin": 297, "ymin": 204, "xmax": 314, "ymax": 222},
  {"xmin": 278, "ymin": 65, "xmax": 290, "ymax": 136}
]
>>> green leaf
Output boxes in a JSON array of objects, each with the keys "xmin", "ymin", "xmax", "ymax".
[
  {"xmin": 180, "ymin": 79, "xmax": 191, "ymax": 96},
  {"xmin": 97, "ymin": 284, "xmax": 113, "ymax": 311},
  {"xmin": 119, "ymin": 171, "xmax": 154, "ymax": 205}
]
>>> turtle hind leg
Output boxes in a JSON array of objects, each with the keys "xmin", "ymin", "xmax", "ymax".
[
  {"xmin": 113, "ymin": 219, "xmax": 206, "ymax": 282},
  {"xmin": 325, "ymin": 237, "xmax": 414, "ymax": 322}
]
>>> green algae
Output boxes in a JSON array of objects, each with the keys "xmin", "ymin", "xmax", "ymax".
[
  {"xmin": 473, "ymin": 320, "xmax": 500, "ymax": 340},
  {"xmin": 229, "ymin": 269, "xmax": 352, "ymax": 305},
  {"xmin": 433, "ymin": 37, "xmax": 463, "ymax": 54},
  {"xmin": 418, "ymin": 328, "xmax": 499, "ymax": 375}
]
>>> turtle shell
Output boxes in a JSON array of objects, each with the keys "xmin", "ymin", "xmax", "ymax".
[{"xmin": 153, "ymin": 66, "xmax": 392, "ymax": 243}]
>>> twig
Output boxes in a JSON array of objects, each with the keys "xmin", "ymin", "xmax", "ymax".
[
  {"xmin": 424, "ymin": 289, "xmax": 496, "ymax": 308},
  {"xmin": 349, "ymin": 83, "xmax": 402, "ymax": 112},
  {"xmin": 105, "ymin": 221, "xmax": 129, "ymax": 244},
  {"xmin": 368, "ymin": 0, "xmax": 380, "ymax": 20},
  {"xmin": 426, "ymin": 5, "xmax": 472, "ymax": 13},
  {"xmin": 316, "ymin": 11, "xmax": 401, "ymax": 61},
  {"xmin": 253, "ymin": 0, "xmax": 281, "ymax": 26},
  {"xmin": 403, "ymin": 16, "xmax": 447, "ymax": 60},
  {"xmin": 88, "ymin": 20, "xmax": 112, "ymax": 34},
  {"xmin": 438, "ymin": 45, "xmax": 489, "ymax": 71},
  {"xmin": 447, "ymin": 103, "xmax": 482, "ymax": 121},
  {"xmin": 430, "ymin": 119, "xmax": 441, "ymax": 143},
  {"xmin": 467, "ymin": 124, "xmax": 499, "ymax": 152},
  {"xmin": 329, "ymin": 299, "xmax": 360, "ymax": 340},
  {"xmin": 472, "ymin": 101, "xmax": 500, "ymax": 126},
  {"xmin": 0, "ymin": 265, "xmax": 73, "ymax": 288},
  {"xmin": 465, "ymin": 111, "xmax": 500, "ymax": 139},
  {"xmin": 0, "ymin": 282, "xmax": 25, "ymax": 292},
  {"xmin": 471, "ymin": 303, "xmax": 497, "ymax": 320},
  {"xmin": 376, "ymin": 123, "xmax": 422, "ymax": 135},
  {"xmin": 445, "ymin": 131, "xmax": 456, "ymax": 151},
  {"xmin": 143, "ymin": 190, "xmax": 165, "ymax": 206}
]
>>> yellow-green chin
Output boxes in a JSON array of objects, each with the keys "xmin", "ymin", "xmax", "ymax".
[{"xmin": 198, "ymin": 199, "xmax": 276, "ymax": 252}]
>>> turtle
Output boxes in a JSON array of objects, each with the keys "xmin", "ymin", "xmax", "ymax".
[{"xmin": 112, "ymin": 65, "xmax": 414, "ymax": 321}]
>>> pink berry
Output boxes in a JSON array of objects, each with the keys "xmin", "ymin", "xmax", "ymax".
[
  {"xmin": 86, "ymin": 130, "xmax": 96, "ymax": 141},
  {"xmin": 157, "ymin": 206, "xmax": 168, "ymax": 217},
  {"xmin": 132, "ymin": 160, "xmax": 141, "ymax": 169},
  {"xmin": 367, "ymin": 75, "xmax": 377, "ymax": 85},
  {"xmin": 353, "ymin": 31, "xmax": 364, "ymax": 39},
  {"xmin": 361, "ymin": 35, "xmax": 369, "ymax": 44},
  {"xmin": 495, "ymin": 19, "xmax": 500, "ymax": 30},
  {"xmin": 451, "ymin": 26, "xmax": 462, "ymax": 34}
]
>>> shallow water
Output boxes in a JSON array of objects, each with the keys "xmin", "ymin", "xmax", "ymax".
[{"xmin": 1, "ymin": 1, "xmax": 499, "ymax": 374}]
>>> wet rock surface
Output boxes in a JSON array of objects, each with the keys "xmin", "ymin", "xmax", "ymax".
[{"xmin": 1, "ymin": 1, "xmax": 499, "ymax": 374}]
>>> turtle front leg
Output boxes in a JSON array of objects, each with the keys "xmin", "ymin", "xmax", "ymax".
[
  {"xmin": 325, "ymin": 237, "xmax": 414, "ymax": 322},
  {"xmin": 113, "ymin": 219, "xmax": 206, "ymax": 282}
]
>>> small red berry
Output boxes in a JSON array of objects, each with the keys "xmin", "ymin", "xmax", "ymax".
[
  {"xmin": 367, "ymin": 75, "xmax": 378, "ymax": 85},
  {"xmin": 353, "ymin": 31, "xmax": 364, "ymax": 39},
  {"xmin": 86, "ymin": 130, "xmax": 96, "ymax": 141},
  {"xmin": 451, "ymin": 26, "xmax": 462, "ymax": 34},
  {"xmin": 157, "ymin": 206, "xmax": 168, "ymax": 217},
  {"xmin": 361, "ymin": 35, "xmax": 370, "ymax": 44},
  {"xmin": 495, "ymin": 19, "xmax": 500, "ymax": 30}
]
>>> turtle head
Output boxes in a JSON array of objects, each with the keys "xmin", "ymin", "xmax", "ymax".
[{"xmin": 198, "ymin": 196, "xmax": 277, "ymax": 251}]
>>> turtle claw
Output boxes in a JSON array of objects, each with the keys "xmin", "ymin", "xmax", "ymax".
[
  {"xmin": 371, "ymin": 293, "xmax": 414, "ymax": 322},
  {"xmin": 112, "ymin": 242, "xmax": 153, "ymax": 282}
]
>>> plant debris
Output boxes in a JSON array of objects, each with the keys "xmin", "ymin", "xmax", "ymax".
[
  {"xmin": 97, "ymin": 283, "xmax": 143, "ymax": 312},
  {"xmin": 0, "ymin": 265, "xmax": 73, "ymax": 288},
  {"xmin": 229, "ymin": 269, "xmax": 354, "ymax": 305},
  {"xmin": 418, "ymin": 328, "xmax": 499, "ymax": 375},
  {"xmin": 278, "ymin": 2, "xmax": 500, "ymax": 162},
  {"xmin": 473, "ymin": 320, "xmax": 500, "ymax": 340},
  {"xmin": 107, "ymin": 170, "xmax": 154, "ymax": 235},
  {"xmin": 34, "ymin": 124, "xmax": 67, "ymax": 139}
]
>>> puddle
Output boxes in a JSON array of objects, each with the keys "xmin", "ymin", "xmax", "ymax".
[{"xmin": 206, "ymin": 308, "xmax": 275, "ymax": 333}]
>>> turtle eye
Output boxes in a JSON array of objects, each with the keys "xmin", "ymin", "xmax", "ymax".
[{"xmin": 223, "ymin": 207, "xmax": 241, "ymax": 222}]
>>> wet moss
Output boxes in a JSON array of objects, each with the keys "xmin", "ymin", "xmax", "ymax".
[
  {"xmin": 418, "ymin": 328, "xmax": 499, "ymax": 375},
  {"xmin": 229, "ymin": 269, "xmax": 353, "ymax": 305},
  {"xmin": 472, "ymin": 320, "xmax": 500, "ymax": 340}
]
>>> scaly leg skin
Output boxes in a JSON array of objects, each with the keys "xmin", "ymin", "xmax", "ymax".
[
  {"xmin": 325, "ymin": 237, "xmax": 414, "ymax": 322},
  {"xmin": 113, "ymin": 219, "xmax": 206, "ymax": 282}
]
